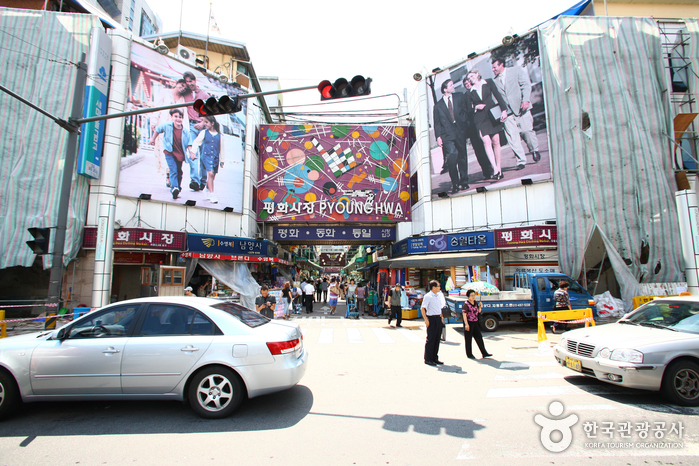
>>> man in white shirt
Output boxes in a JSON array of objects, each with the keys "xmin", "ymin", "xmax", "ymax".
[
  {"xmin": 303, "ymin": 280, "xmax": 316, "ymax": 314},
  {"xmin": 421, "ymin": 280, "xmax": 445, "ymax": 366}
]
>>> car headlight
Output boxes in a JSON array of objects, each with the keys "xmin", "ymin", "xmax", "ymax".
[
  {"xmin": 610, "ymin": 348, "xmax": 643, "ymax": 363},
  {"xmin": 597, "ymin": 347, "xmax": 611, "ymax": 359},
  {"xmin": 558, "ymin": 337, "xmax": 568, "ymax": 348}
]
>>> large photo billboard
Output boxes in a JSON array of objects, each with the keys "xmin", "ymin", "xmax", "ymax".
[
  {"xmin": 257, "ymin": 124, "xmax": 412, "ymax": 223},
  {"xmin": 119, "ymin": 42, "xmax": 246, "ymax": 211},
  {"xmin": 428, "ymin": 31, "xmax": 550, "ymax": 198}
]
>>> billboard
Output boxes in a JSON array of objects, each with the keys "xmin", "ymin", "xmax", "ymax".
[
  {"xmin": 119, "ymin": 42, "xmax": 246, "ymax": 211},
  {"xmin": 257, "ymin": 124, "xmax": 412, "ymax": 223},
  {"xmin": 427, "ymin": 31, "xmax": 550, "ymax": 199}
]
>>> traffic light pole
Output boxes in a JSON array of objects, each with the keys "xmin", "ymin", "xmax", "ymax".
[{"xmin": 75, "ymin": 84, "xmax": 318, "ymax": 125}]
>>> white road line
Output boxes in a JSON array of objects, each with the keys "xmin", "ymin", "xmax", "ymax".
[
  {"xmin": 486, "ymin": 384, "xmax": 621, "ymax": 398},
  {"xmin": 500, "ymin": 361, "xmax": 559, "ymax": 369},
  {"xmin": 347, "ymin": 328, "xmax": 363, "ymax": 344},
  {"xmin": 494, "ymin": 371, "xmax": 565, "ymax": 381},
  {"xmin": 398, "ymin": 327, "xmax": 424, "ymax": 343},
  {"xmin": 504, "ymin": 352, "xmax": 554, "ymax": 358},
  {"xmin": 317, "ymin": 328, "xmax": 333, "ymax": 344},
  {"xmin": 372, "ymin": 327, "xmax": 395, "ymax": 344}
]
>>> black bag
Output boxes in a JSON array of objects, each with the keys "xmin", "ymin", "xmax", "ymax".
[{"xmin": 441, "ymin": 305, "xmax": 452, "ymax": 318}]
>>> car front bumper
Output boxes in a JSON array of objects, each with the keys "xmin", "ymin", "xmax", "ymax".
[{"xmin": 553, "ymin": 345, "xmax": 663, "ymax": 392}]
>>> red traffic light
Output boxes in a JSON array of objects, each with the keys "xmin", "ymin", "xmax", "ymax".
[
  {"xmin": 193, "ymin": 95, "xmax": 243, "ymax": 116},
  {"xmin": 318, "ymin": 76, "xmax": 371, "ymax": 101}
]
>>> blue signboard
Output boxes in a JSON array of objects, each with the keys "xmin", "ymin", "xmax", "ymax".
[
  {"xmin": 188, "ymin": 234, "xmax": 269, "ymax": 256},
  {"xmin": 392, "ymin": 239, "xmax": 409, "ymax": 257},
  {"xmin": 409, "ymin": 237, "xmax": 429, "ymax": 253},
  {"xmin": 273, "ymin": 226, "xmax": 395, "ymax": 242},
  {"xmin": 447, "ymin": 232, "xmax": 494, "ymax": 251},
  {"xmin": 77, "ymin": 27, "xmax": 111, "ymax": 179}
]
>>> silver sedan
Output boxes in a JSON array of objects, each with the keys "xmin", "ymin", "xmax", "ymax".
[
  {"xmin": 0, "ymin": 297, "xmax": 308, "ymax": 419},
  {"xmin": 553, "ymin": 296, "xmax": 699, "ymax": 406}
]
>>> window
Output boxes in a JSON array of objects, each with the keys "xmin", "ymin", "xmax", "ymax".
[
  {"xmin": 214, "ymin": 301, "xmax": 269, "ymax": 328},
  {"xmin": 160, "ymin": 267, "xmax": 184, "ymax": 286},
  {"xmin": 139, "ymin": 305, "xmax": 220, "ymax": 336},
  {"xmin": 68, "ymin": 305, "xmax": 138, "ymax": 339},
  {"xmin": 139, "ymin": 9, "xmax": 156, "ymax": 37},
  {"xmin": 537, "ymin": 278, "xmax": 546, "ymax": 292}
]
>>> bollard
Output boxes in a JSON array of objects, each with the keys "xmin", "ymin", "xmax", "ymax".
[
  {"xmin": 44, "ymin": 311, "xmax": 57, "ymax": 330},
  {"xmin": 0, "ymin": 310, "xmax": 5, "ymax": 338}
]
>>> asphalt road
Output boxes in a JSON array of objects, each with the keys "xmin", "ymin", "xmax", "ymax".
[{"xmin": 0, "ymin": 312, "xmax": 697, "ymax": 466}]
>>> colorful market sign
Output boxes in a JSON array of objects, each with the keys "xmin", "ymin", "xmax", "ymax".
[
  {"xmin": 180, "ymin": 252, "xmax": 291, "ymax": 264},
  {"xmin": 83, "ymin": 228, "xmax": 186, "ymax": 251},
  {"xmin": 256, "ymin": 124, "xmax": 412, "ymax": 223},
  {"xmin": 272, "ymin": 226, "xmax": 395, "ymax": 242},
  {"xmin": 495, "ymin": 226, "xmax": 557, "ymax": 248}
]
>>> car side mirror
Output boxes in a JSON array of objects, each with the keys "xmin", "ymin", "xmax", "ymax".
[{"xmin": 56, "ymin": 328, "xmax": 67, "ymax": 340}]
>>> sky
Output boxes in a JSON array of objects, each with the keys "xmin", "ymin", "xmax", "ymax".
[{"xmin": 145, "ymin": 0, "xmax": 586, "ymax": 118}]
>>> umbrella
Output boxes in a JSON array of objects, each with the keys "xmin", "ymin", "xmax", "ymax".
[{"xmin": 464, "ymin": 281, "xmax": 499, "ymax": 295}]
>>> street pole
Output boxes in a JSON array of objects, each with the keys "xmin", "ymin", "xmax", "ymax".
[{"xmin": 46, "ymin": 55, "xmax": 87, "ymax": 311}]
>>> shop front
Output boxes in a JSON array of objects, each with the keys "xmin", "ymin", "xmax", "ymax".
[
  {"xmin": 82, "ymin": 227, "xmax": 187, "ymax": 302},
  {"xmin": 182, "ymin": 233, "xmax": 288, "ymax": 310},
  {"xmin": 494, "ymin": 226, "xmax": 558, "ymax": 291}
]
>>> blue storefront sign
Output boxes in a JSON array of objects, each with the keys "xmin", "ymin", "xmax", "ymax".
[
  {"xmin": 77, "ymin": 27, "xmax": 111, "ymax": 179},
  {"xmin": 272, "ymin": 226, "xmax": 395, "ymax": 242},
  {"xmin": 409, "ymin": 237, "xmax": 429, "ymax": 253},
  {"xmin": 447, "ymin": 232, "xmax": 494, "ymax": 251},
  {"xmin": 392, "ymin": 239, "xmax": 409, "ymax": 257},
  {"xmin": 188, "ymin": 234, "xmax": 270, "ymax": 256}
]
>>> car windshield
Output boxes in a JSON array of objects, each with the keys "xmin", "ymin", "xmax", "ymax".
[
  {"xmin": 623, "ymin": 301, "xmax": 699, "ymax": 334},
  {"xmin": 213, "ymin": 301, "xmax": 269, "ymax": 328}
]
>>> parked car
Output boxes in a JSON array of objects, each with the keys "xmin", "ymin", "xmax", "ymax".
[
  {"xmin": 0, "ymin": 297, "xmax": 308, "ymax": 419},
  {"xmin": 553, "ymin": 296, "xmax": 699, "ymax": 406}
]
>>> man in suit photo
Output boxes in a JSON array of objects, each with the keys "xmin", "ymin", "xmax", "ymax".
[
  {"xmin": 491, "ymin": 57, "xmax": 542, "ymax": 169},
  {"xmin": 433, "ymin": 79, "xmax": 470, "ymax": 194},
  {"xmin": 462, "ymin": 75, "xmax": 494, "ymax": 180}
]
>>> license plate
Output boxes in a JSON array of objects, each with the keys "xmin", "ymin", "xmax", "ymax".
[{"xmin": 566, "ymin": 356, "xmax": 582, "ymax": 372}]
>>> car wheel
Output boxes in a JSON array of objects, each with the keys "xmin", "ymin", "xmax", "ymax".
[
  {"xmin": 188, "ymin": 366, "xmax": 243, "ymax": 419},
  {"xmin": 480, "ymin": 316, "xmax": 500, "ymax": 332},
  {"xmin": 661, "ymin": 360, "xmax": 699, "ymax": 407},
  {"xmin": 0, "ymin": 370, "xmax": 20, "ymax": 420}
]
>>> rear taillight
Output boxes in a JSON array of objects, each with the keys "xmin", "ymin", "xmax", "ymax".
[{"xmin": 267, "ymin": 338, "xmax": 301, "ymax": 355}]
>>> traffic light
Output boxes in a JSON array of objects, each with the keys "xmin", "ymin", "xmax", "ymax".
[
  {"xmin": 26, "ymin": 227, "xmax": 51, "ymax": 255},
  {"xmin": 193, "ymin": 95, "xmax": 243, "ymax": 116},
  {"xmin": 318, "ymin": 76, "xmax": 372, "ymax": 101}
]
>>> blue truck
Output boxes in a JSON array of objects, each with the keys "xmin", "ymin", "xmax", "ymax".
[{"xmin": 444, "ymin": 272, "xmax": 597, "ymax": 332}]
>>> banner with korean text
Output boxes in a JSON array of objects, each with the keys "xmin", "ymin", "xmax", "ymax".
[{"xmin": 257, "ymin": 124, "xmax": 412, "ymax": 223}]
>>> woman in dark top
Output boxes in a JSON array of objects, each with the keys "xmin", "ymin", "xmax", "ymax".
[
  {"xmin": 551, "ymin": 281, "xmax": 572, "ymax": 333},
  {"xmin": 462, "ymin": 289, "xmax": 492, "ymax": 359},
  {"xmin": 281, "ymin": 282, "xmax": 292, "ymax": 320},
  {"xmin": 467, "ymin": 70, "xmax": 508, "ymax": 181}
]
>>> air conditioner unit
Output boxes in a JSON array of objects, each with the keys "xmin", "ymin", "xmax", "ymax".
[{"xmin": 177, "ymin": 45, "xmax": 196, "ymax": 65}]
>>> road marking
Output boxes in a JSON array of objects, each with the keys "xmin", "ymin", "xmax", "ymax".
[
  {"xmin": 398, "ymin": 327, "xmax": 424, "ymax": 343},
  {"xmin": 317, "ymin": 328, "xmax": 333, "ymax": 344},
  {"xmin": 494, "ymin": 371, "xmax": 565, "ymax": 381},
  {"xmin": 500, "ymin": 361, "xmax": 559, "ymax": 369},
  {"xmin": 372, "ymin": 328, "xmax": 395, "ymax": 344},
  {"xmin": 504, "ymin": 352, "xmax": 553, "ymax": 358},
  {"xmin": 486, "ymin": 384, "xmax": 621, "ymax": 398},
  {"xmin": 347, "ymin": 328, "xmax": 363, "ymax": 344}
]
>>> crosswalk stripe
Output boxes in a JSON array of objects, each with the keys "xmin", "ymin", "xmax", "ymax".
[
  {"xmin": 317, "ymin": 328, "xmax": 333, "ymax": 344},
  {"xmin": 347, "ymin": 328, "xmax": 363, "ymax": 344},
  {"xmin": 494, "ymin": 371, "xmax": 565, "ymax": 381},
  {"xmin": 486, "ymin": 384, "xmax": 621, "ymax": 398},
  {"xmin": 372, "ymin": 328, "xmax": 395, "ymax": 344},
  {"xmin": 500, "ymin": 361, "xmax": 559, "ymax": 369},
  {"xmin": 504, "ymin": 352, "xmax": 554, "ymax": 358},
  {"xmin": 398, "ymin": 327, "xmax": 424, "ymax": 343}
]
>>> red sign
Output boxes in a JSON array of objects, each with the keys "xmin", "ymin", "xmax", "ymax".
[
  {"xmin": 180, "ymin": 252, "xmax": 291, "ymax": 265},
  {"xmin": 114, "ymin": 252, "xmax": 146, "ymax": 264},
  {"xmin": 495, "ymin": 226, "xmax": 557, "ymax": 248},
  {"xmin": 83, "ymin": 228, "xmax": 186, "ymax": 251}
]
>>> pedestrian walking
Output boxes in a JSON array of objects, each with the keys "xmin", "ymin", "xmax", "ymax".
[
  {"xmin": 421, "ymin": 280, "xmax": 445, "ymax": 366},
  {"xmin": 303, "ymin": 279, "xmax": 315, "ymax": 314},
  {"xmin": 255, "ymin": 285, "xmax": 276, "ymax": 319},
  {"xmin": 281, "ymin": 282, "xmax": 292, "ymax": 320},
  {"xmin": 462, "ymin": 289, "xmax": 492, "ymax": 359},
  {"xmin": 386, "ymin": 283, "xmax": 403, "ymax": 327},
  {"xmin": 328, "ymin": 278, "xmax": 342, "ymax": 315},
  {"xmin": 551, "ymin": 280, "xmax": 572, "ymax": 333},
  {"xmin": 315, "ymin": 279, "xmax": 323, "ymax": 302},
  {"xmin": 356, "ymin": 281, "xmax": 367, "ymax": 316},
  {"xmin": 321, "ymin": 278, "xmax": 329, "ymax": 302}
]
